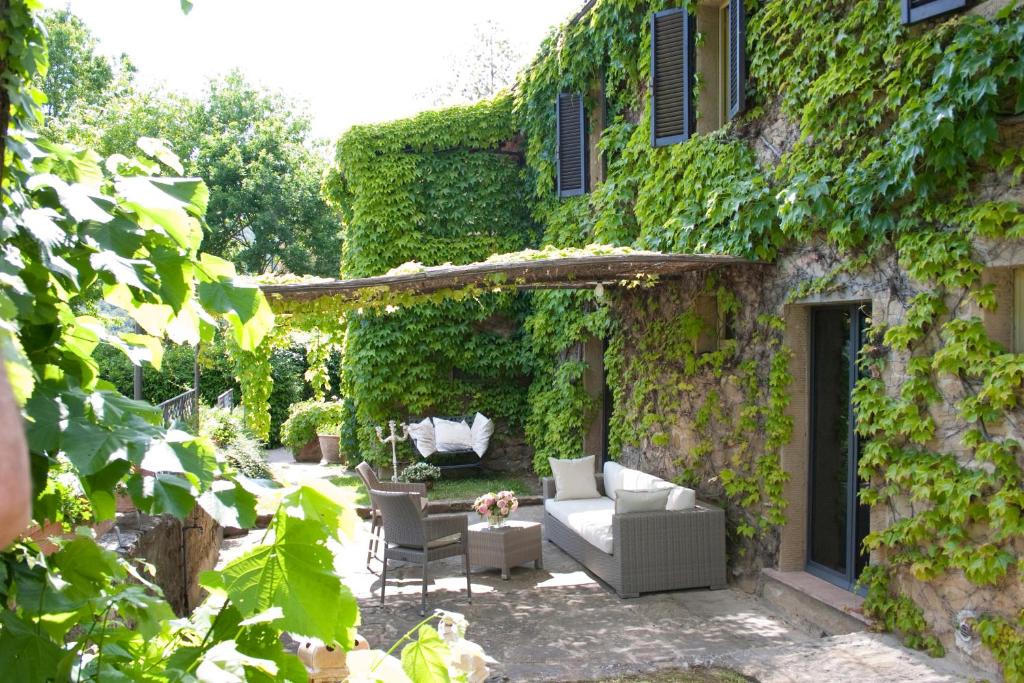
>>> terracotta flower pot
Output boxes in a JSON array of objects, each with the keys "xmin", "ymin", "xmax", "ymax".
[
  {"xmin": 293, "ymin": 437, "xmax": 323, "ymax": 463},
  {"xmin": 317, "ymin": 434, "xmax": 341, "ymax": 464}
]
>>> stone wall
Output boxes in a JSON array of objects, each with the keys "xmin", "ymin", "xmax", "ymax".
[
  {"xmin": 607, "ymin": 233, "xmax": 1024, "ymax": 673},
  {"xmin": 100, "ymin": 505, "xmax": 222, "ymax": 616}
]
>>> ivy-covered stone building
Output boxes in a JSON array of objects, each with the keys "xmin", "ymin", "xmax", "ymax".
[{"xmin": 305, "ymin": 0, "xmax": 1024, "ymax": 677}]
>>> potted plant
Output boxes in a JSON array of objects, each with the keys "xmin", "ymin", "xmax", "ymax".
[
  {"xmin": 399, "ymin": 462, "xmax": 441, "ymax": 490},
  {"xmin": 318, "ymin": 423, "xmax": 342, "ymax": 465},
  {"xmin": 280, "ymin": 400, "xmax": 346, "ymax": 463}
]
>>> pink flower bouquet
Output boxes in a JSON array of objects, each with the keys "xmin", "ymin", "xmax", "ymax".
[{"xmin": 474, "ymin": 490, "xmax": 518, "ymax": 527}]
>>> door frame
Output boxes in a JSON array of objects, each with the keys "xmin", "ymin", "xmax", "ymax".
[{"xmin": 805, "ymin": 302, "xmax": 869, "ymax": 592}]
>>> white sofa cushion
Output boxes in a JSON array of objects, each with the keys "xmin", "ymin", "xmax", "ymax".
[
  {"xmin": 434, "ymin": 418, "xmax": 472, "ymax": 452},
  {"xmin": 620, "ymin": 467, "xmax": 666, "ymax": 492},
  {"xmin": 618, "ymin": 466, "xmax": 697, "ymax": 510},
  {"xmin": 666, "ymin": 486, "xmax": 696, "ymax": 510},
  {"xmin": 615, "ymin": 488, "xmax": 671, "ymax": 513},
  {"xmin": 544, "ymin": 497, "xmax": 615, "ymax": 554},
  {"xmin": 603, "ymin": 461, "xmax": 626, "ymax": 500},
  {"xmin": 549, "ymin": 455, "xmax": 600, "ymax": 501}
]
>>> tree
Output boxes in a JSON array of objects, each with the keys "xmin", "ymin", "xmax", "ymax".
[
  {"xmin": 420, "ymin": 20, "xmax": 522, "ymax": 106},
  {"xmin": 189, "ymin": 72, "xmax": 341, "ymax": 276},
  {"xmin": 38, "ymin": 10, "xmax": 342, "ymax": 278},
  {"xmin": 36, "ymin": 9, "xmax": 135, "ymax": 123}
]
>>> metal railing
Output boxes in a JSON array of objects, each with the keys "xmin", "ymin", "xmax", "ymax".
[
  {"xmin": 215, "ymin": 388, "xmax": 234, "ymax": 410},
  {"xmin": 158, "ymin": 388, "xmax": 199, "ymax": 428}
]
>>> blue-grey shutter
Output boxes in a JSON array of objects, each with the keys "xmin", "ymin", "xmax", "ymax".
[
  {"xmin": 650, "ymin": 8, "xmax": 696, "ymax": 147},
  {"xmin": 557, "ymin": 93, "xmax": 586, "ymax": 197},
  {"xmin": 728, "ymin": 0, "xmax": 746, "ymax": 120},
  {"xmin": 901, "ymin": 0, "xmax": 967, "ymax": 24}
]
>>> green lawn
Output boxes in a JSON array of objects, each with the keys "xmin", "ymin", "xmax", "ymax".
[
  {"xmin": 326, "ymin": 472, "xmax": 534, "ymax": 507},
  {"xmin": 430, "ymin": 475, "xmax": 531, "ymax": 502}
]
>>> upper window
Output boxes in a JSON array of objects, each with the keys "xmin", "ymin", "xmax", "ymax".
[
  {"xmin": 651, "ymin": 1, "xmax": 746, "ymax": 147},
  {"xmin": 557, "ymin": 93, "xmax": 587, "ymax": 197},
  {"xmin": 901, "ymin": 0, "xmax": 967, "ymax": 25},
  {"xmin": 650, "ymin": 8, "xmax": 696, "ymax": 146}
]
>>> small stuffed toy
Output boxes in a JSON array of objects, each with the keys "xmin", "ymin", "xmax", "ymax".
[{"xmin": 297, "ymin": 633, "xmax": 368, "ymax": 683}]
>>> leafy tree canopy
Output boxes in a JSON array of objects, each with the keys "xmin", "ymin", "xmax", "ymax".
[{"xmin": 37, "ymin": 10, "xmax": 342, "ymax": 278}]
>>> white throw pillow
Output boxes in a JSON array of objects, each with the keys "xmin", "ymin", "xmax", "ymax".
[
  {"xmin": 469, "ymin": 412, "xmax": 494, "ymax": 457},
  {"xmin": 434, "ymin": 418, "xmax": 472, "ymax": 452},
  {"xmin": 549, "ymin": 455, "xmax": 600, "ymax": 501},
  {"xmin": 615, "ymin": 488, "xmax": 671, "ymax": 513},
  {"xmin": 603, "ymin": 461, "xmax": 626, "ymax": 500},
  {"xmin": 406, "ymin": 417, "xmax": 436, "ymax": 456}
]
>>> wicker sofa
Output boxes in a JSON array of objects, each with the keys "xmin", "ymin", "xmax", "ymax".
[{"xmin": 542, "ymin": 462, "xmax": 727, "ymax": 597}]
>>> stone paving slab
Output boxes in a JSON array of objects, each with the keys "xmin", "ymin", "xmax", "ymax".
[{"xmin": 717, "ymin": 631, "xmax": 982, "ymax": 683}]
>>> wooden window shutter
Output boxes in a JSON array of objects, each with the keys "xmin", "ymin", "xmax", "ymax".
[
  {"xmin": 557, "ymin": 93, "xmax": 587, "ymax": 197},
  {"xmin": 727, "ymin": 0, "xmax": 747, "ymax": 120},
  {"xmin": 650, "ymin": 8, "xmax": 696, "ymax": 147},
  {"xmin": 901, "ymin": 0, "xmax": 967, "ymax": 24}
]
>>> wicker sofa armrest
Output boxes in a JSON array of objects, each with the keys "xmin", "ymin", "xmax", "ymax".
[
  {"xmin": 542, "ymin": 473, "xmax": 605, "ymax": 500},
  {"xmin": 612, "ymin": 505, "xmax": 727, "ymax": 578},
  {"xmin": 423, "ymin": 513, "xmax": 469, "ymax": 542}
]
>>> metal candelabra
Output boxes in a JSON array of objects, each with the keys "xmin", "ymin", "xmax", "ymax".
[{"xmin": 375, "ymin": 420, "xmax": 408, "ymax": 482}]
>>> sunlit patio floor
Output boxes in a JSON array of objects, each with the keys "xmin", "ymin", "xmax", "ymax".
[{"xmin": 221, "ymin": 458, "xmax": 988, "ymax": 682}]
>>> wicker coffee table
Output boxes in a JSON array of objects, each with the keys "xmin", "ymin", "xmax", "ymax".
[{"xmin": 468, "ymin": 520, "xmax": 543, "ymax": 580}]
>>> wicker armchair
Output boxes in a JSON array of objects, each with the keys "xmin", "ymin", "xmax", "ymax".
[
  {"xmin": 355, "ymin": 462, "xmax": 427, "ymax": 570},
  {"xmin": 371, "ymin": 490, "xmax": 471, "ymax": 616}
]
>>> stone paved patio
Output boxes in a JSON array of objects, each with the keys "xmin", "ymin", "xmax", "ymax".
[{"xmin": 223, "ymin": 458, "xmax": 988, "ymax": 682}]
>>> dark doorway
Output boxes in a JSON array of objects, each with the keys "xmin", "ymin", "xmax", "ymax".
[{"xmin": 807, "ymin": 304, "xmax": 870, "ymax": 591}]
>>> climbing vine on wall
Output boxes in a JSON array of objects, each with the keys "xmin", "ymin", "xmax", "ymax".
[
  {"xmin": 322, "ymin": 96, "xmax": 540, "ymax": 462},
  {"xmin": 274, "ymin": 1, "xmax": 1024, "ymax": 672},
  {"xmin": 510, "ymin": 0, "xmax": 1024, "ymax": 674}
]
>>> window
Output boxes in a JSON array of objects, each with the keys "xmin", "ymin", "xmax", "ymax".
[
  {"xmin": 727, "ymin": 0, "xmax": 746, "ymax": 120},
  {"xmin": 650, "ymin": 1, "xmax": 746, "ymax": 147},
  {"xmin": 557, "ymin": 93, "xmax": 587, "ymax": 197},
  {"xmin": 650, "ymin": 8, "xmax": 696, "ymax": 146},
  {"xmin": 901, "ymin": 0, "xmax": 967, "ymax": 25}
]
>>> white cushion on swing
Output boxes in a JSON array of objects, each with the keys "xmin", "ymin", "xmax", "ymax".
[
  {"xmin": 406, "ymin": 417, "xmax": 436, "ymax": 456},
  {"xmin": 434, "ymin": 418, "xmax": 472, "ymax": 452},
  {"xmin": 470, "ymin": 412, "xmax": 493, "ymax": 457}
]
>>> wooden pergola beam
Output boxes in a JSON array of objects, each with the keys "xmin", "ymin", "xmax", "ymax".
[{"xmin": 259, "ymin": 252, "xmax": 757, "ymax": 303}]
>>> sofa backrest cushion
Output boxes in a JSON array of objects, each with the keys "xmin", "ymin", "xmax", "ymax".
[
  {"xmin": 549, "ymin": 455, "xmax": 601, "ymax": 501},
  {"xmin": 616, "ymin": 464, "xmax": 698, "ymax": 511},
  {"xmin": 614, "ymin": 488, "xmax": 672, "ymax": 513},
  {"xmin": 603, "ymin": 461, "xmax": 626, "ymax": 500},
  {"xmin": 665, "ymin": 486, "xmax": 696, "ymax": 510}
]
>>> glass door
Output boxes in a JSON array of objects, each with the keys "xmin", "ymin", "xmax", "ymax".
[{"xmin": 807, "ymin": 304, "xmax": 870, "ymax": 591}]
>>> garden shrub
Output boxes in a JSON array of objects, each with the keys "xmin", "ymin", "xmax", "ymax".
[
  {"xmin": 200, "ymin": 407, "xmax": 273, "ymax": 480},
  {"xmin": 36, "ymin": 457, "xmax": 95, "ymax": 529},
  {"xmin": 279, "ymin": 399, "xmax": 347, "ymax": 451}
]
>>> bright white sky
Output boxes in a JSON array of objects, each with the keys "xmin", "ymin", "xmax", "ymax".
[{"xmin": 43, "ymin": 0, "xmax": 583, "ymax": 141}]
